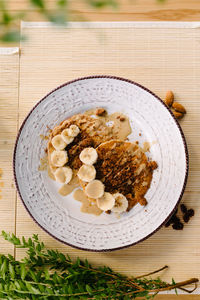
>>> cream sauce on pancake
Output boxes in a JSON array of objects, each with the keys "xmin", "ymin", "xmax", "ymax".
[{"xmin": 73, "ymin": 189, "xmax": 102, "ymax": 216}]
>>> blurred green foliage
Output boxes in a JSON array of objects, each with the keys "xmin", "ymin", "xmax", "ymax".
[{"xmin": 0, "ymin": 0, "xmax": 165, "ymax": 42}]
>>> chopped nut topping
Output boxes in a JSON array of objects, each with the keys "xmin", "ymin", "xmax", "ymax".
[
  {"xmin": 148, "ymin": 161, "xmax": 158, "ymax": 170},
  {"xmin": 95, "ymin": 140, "xmax": 157, "ymax": 212},
  {"xmin": 120, "ymin": 117, "xmax": 125, "ymax": 122},
  {"xmin": 138, "ymin": 197, "xmax": 147, "ymax": 206},
  {"xmin": 95, "ymin": 108, "xmax": 106, "ymax": 116}
]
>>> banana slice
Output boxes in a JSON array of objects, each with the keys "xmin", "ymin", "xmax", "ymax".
[
  {"xmin": 54, "ymin": 166, "xmax": 73, "ymax": 184},
  {"xmin": 51, "ymin": 134, "xmax": 67, "ymax": 150},
  {"xmin": 111, "ymin": 193, "xmax": 128, "ymax": 213},
  {"xmin": 77, "ymin": 164, "xmax": 96, "ymax": 182},
  {"xmin": 97, "ymin": 192, "xmax": 115, "ymax": 211},
  {"xmin": 67, "ymin": 125, "xmax": 80, "ymax": 137},
  {"xmin": 61, "ymin": 129, "xmax": 74, "ymax": 145},
  {"xmin": 51, "ymin": 150, "xmax": 68, "ymax": 167},
  {"xmin": 79, "ymin": 147, "xmax": 98, "ymax": 165},
  {"xmin": 85, "ymin": 180, "xmax": 104, "ymax": 198}
]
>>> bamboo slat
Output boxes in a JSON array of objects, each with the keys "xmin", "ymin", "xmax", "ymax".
[{"xmin": 0, "ymin": 47, "xmax": 19, "ymax": 255}]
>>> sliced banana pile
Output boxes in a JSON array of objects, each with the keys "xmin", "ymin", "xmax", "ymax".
[
  {"xmin": 54, "ymin": 167, "xmax": 73, "ymax": 184},
  {"xmin": 85, "ymin": 180, "xmax": 105, "ymax": 199},
  {"xmin": 79, "ymin": 147, "xmax": 98, "ymax": 165},
  {"xmin": 51, "ymin": 150, "xmax": 68, "ymax": 167},
  {"xmin": 97, "ymin": 192, "xmax": 115, "ymax": 211},
  {"xmin": 112, "ymin": 193, "xmax": 128, "ymax": 213},
  {"xmin": 96, "ymin": 191, "xmax": 128, "ymax": 213},
  {"xmin": 77, "ymin": 165, "xmax": 96, "ymax": 182},
  {"xmin": 50, "ymin": 124, "xmax": 80, "ymax": 184},
  {"xmin": 77, "ymin": 147, "xmax": 128, "ymax": 214},
  {"xmin": 51, "ymin": 135, "xmax": 67, "ymax": 150}
]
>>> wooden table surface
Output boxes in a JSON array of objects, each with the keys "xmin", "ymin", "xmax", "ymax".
[
  {"xmin": 5, "ymin": 0, "xmax": 200, "ymax": 21},
  {"xmin": 1, "ymin": 1, "xmax": 200, "ymax": 299}
]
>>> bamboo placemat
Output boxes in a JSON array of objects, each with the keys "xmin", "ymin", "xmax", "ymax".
[
  {"xmin": 16, "ymin": 22, "xmax": 200, "ymax": 291},
  {"xmin": 0, "ymin": 47, "xmax": 19, "ymax": 255}
]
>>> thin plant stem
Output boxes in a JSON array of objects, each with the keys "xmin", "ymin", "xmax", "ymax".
[
  {"xmin": 134, "ymin": 265, "xmax": 168, "ymax": 279},
  {"xmin": 5, "ymin": 288, "xmax": 105, "ymax": 297},
  {"xmin": 148, "ymin": 278, "xmax": 199, "ymax": 293},
  {"xmin": 107, "ymin": 279, "xmax": 145, "ymax": 291},
  {"xmin": 91, "ymin": 278, "xmax": 199, "ymax": 299},
  {"xmin": 178, "ymin": 283, "xmax": 198, "ymax": 293}
]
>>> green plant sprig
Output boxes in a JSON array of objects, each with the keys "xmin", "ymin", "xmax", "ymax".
[
  {"xmin": 0, "ymin": 0, "xmax": 69, "ymax": 42},
  {"xmin": 0, "ymin": 231, "xmax": 198, "ymax": 299},
  {"xmin": 0, "ymin": 0, "xmax": 118, "ymax": 42}
]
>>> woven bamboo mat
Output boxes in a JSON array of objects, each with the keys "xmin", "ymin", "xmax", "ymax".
[
  {"xmin": 0, "ymin": 47, "xmax": 19, "ymax": 255},
  {"xmin": 11, "ymin": 22, "xmax": 200, "ymax": 291}
]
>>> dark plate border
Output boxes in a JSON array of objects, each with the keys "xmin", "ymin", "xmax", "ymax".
[{"xmin": 13, "ymin": 75, "xmax": 189, "ymax": 252}]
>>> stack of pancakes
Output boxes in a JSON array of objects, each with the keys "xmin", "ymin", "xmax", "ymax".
[{"xmin": 47, "ymin": 112, "xmax": 157, "ymax": 212}]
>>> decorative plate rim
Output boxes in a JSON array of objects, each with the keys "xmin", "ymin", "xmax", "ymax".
[{"xmin": 13, "ymin": 75, "xmax": 189, "ymax": 252}]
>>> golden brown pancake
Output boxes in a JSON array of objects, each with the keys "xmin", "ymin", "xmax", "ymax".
[
  {"xmin": 80, "ymin": 140, "xmax": 157, "ymax": 211},
  {"xmin": 47, "ymin": 110, "xmax": 157, "ymax": 214},
  {"xmin": 47, "ymin": 114, "xmax": 114, "ymax": 172}
]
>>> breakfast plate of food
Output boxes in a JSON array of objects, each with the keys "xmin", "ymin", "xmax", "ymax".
[{"xmin": 13, "ymin": 76, "xmax": 188, "ymax": 251}]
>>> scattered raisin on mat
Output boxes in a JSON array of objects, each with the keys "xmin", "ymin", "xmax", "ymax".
[
  {"xmin": 165, "ymin": 219, "xmax": 173, "ymax": 227},
  {"xmin": 172, "ymin": 222, "xmax": 184, "ymax": 230},
  {"xmin": 165, "ymin": 209, "xmax": 178, "ymax": 228},
  {"xmin": 182, "ymin": 208, "xmax": 195, "ymax": 223},
  {"xmin": 171, "ymin": 214, "xmax": 180, "ymax": 223},
  {"xmin": 183, "ymin": 214, "xmax": 190, "ymax": 223},
  {"xmin": 165, "ymin": 203, "xmax": 195, "ymax": 230},
  {"xmin": 180, "ymin": 203, "xmax": 187, "ymax": 214},
  {"xmin": 187, "ymin": 208, "xmax": 194, "ymax": 217},
  {"xmin": 164, "ymin": 207, "xmax": 185, "ymax": 230}
]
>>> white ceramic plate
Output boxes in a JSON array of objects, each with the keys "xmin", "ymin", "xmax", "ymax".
[{"xmin": 14, "ymin": 76, "xmax": 188, "ymax": 251}]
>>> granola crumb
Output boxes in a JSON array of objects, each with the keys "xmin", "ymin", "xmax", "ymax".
[
  {"xmin": 148, "ymin": 161, "xmax": 158, "ymax": 170},
  {"xmin": 138, "ymin": 197, "xmax": 147, "ymax": 206},
  {"xmin": 46, "ymin": 125, "xmax": 52, "ymax": 132},
  {"xmin": 95, "ymin": 108, "xmax": 106, "ymax": 116}
]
